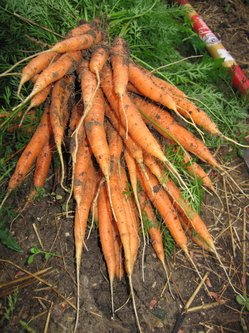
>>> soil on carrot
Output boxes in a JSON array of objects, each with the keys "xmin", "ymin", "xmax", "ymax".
[{"xmin": 0, "ymin": 1, "xmax": 249, "ymax": 333}]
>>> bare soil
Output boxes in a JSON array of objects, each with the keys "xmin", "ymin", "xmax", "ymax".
[{"xmin": 0, "ymin": 1, "xmax": 249, "ymax": 333}]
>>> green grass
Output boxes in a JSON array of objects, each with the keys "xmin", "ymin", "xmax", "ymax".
[{"xmin": 0, "ymin": 0, "xmax": 248, "ymax": 252}]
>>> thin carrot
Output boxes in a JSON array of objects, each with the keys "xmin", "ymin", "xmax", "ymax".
[
  {"xmin": 137, "ymin": 187, "xmax": 171, "ymax": 287},
  {"xmin": 142, "ymin": 151, "xmax": 215, "ymax": 251},
  {"xmin": 73, "ymin": 134, "xmax": 97, "ymax": 332},
  {"xmin": 26, "ymin": 134, "xmax": 54, "ymax": 204},
  {"xmin": 128, "ymin": 61, "xmax": 177, "ymax": 112},
  {"xmin": 119, "ymin": 165, "xmax": 140, "ymax": 272},
  {"xmin": 17, "ymin": 51, "xmax": 58, "ymax": 97},
  {"xmin": 136, "ymin": 164, "xmax": 188, "ymax": 253},
  {"xmin": 0, "ymin": 105, "xmax": 51, "ymax": 209},
  {"xmin": 49, "ymin": 29, "xmax": 103, "ymax": 53},
  {"xmin": 98, "ymin": 181, "xmax": 117, "ymax": 317},
  {"xmin": 15, "ymin": 51, "xmax": 82, "ymax": 110},
  {"xmin": 110, "ymin": 36, "xmax": 130, "ymax": 97},
  {"xmin": 179, "ymin": 148, "xmax": 215, "ymax": 192},
  {"xmin": 19, "ymin": 83, "xmax": 53, "ymax": 126},
  {"xmin": 131, "ymin": 93, "xmax": 220, "ymax": 168},
  {"xmin": 66, "ymin": 18, "xmax": 101, "ymax": 38},
  {"xmin": 112, "ymin": 216, "xmax": 124, "ymax": 281},
  {"xmin": 50, "ymin": 75, "xmax": 75, "ymax": 190}
]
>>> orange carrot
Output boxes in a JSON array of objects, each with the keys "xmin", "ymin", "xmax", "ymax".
[
  {"xmin": 98, "ymin": 181, "xmax": 117, "ymax": 316},
  {"xmin": 179, "ymin": 149, "xmax": 215, "ymax": 191},
  {"xmin": 66, "ymin": 18, "xmax": 101, "ymax": 38},
  {"xmin": 128, "ymin": 61, "xmax": 177, "ymax": 112},
  {"xmin": 49, "ymin": 29, "xmax": 103, "ymax": 53},
  {"xmin": 49, "ymin": 75, "xmax": 75, "ymax": 189},
  {"xmin": 7, "ymin": 105, "xmax": 51, "ymax": 192},
  {"xmin": 142, "ymin": 152, "xmax": 215, "ymax": 251},
  {"xmin": 137, "ymin": 188, "xmax": 166, "ymax": 268},
  {"xmin": 69, "ymin": 101, "xmax": 84, "ymax": 134},
  {"xmin": 77, "ymin": 59, "xmax": 98, "ymax": 114},
  {"xmin": 101, "ymin": 64, "xmax": 169, "ymax": 165},
  {"xmin": 84, "ymin": 87, "xmax": 110, "ymax": 186},
  {"xmin": 17, "ymin": 51, "xmax": 58, "ymax": 96},
  {"xmin": 110, "ymin": 36, "xmax": 130, "ymax": 97},
  {"xmin": 132, "ymin": 63, "xmax": 186, "ymax": 99},
  {"xmin": 19, "ymin": 51, "xmax": 82, "ymax": 107},
  {"xmin": 89, "ymin": 41, "xmax": 110, "ymax": 80},
  {"xmin": 137, "ymin": 165, "xmax": 188, "ymax": 253},
  {"xmin": 112, "ymin": 216, "xmax": 124, "ymax": 280},
  {"xmin": 25, "ymin": 83, "xmax": 52, "ymax": 113},
  {"xmin": 131, "ymin": 93, "xmax": 220, "ymax": 168},
  {"xmin": 119, "ymin": 165, "xmax": 140, "ymax": 272},
  {"xmin": 26, "ymin": 135, "xmax": 54, "ymax": 204},
  {"xmin": 105, "ymin": 102, "xmax": 144, "ymax": 169},
  {"xmin": 73, "ymin": 132, "xmax": 97, "ymax": 331}
]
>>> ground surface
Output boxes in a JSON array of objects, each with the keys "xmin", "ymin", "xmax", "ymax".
[{"xmin": 0, "ymin": 0, "xmax": 249, "ymax": 332}]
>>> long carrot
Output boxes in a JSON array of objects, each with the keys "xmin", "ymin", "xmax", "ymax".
[
  {"xmin": 50, "ymin": 75, "xmax": 75, "ymax": 190},
  {"xmin": 131, "ymin": 93, "xmax": 220, "ymax": 168},
  {"xmin": 142, "ymin": 151, "xmax": 215, "ymax": 251},
  {"xmin": 73, "ymin": 134, "xmax": 97, "ymax": 332},
  {"xmin": 17, "ymin": 51, "xmax": 58, "ymax": 97},
  {"xmin": 137, "ymin": 164, "xmax": 188, "ymax": 253}
]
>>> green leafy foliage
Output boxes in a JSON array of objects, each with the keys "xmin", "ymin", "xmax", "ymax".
[{"xmin": 0, "ymin": 208, "xmax": 22, "ymax": 252}]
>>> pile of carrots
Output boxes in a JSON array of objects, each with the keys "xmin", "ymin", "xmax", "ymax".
[{"xmin": 1, "ymin": 17, "xmax": 232, "ymax": 332}]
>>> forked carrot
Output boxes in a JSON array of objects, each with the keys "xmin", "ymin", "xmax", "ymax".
[
  {"xmin": 49, "ymin": 75, "xmax": 75, "ymax": 190},
  {"xmin": 17, "ymin": 51, "xmax": 58, "ymax": 97},
  {"xmin": 98, "ymin": 181, "xmax": 117, "ymax": 317}
]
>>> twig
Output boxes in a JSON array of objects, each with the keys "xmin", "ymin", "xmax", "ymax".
[
  {"xmin": 0, "ymin": 259, "xmax": 76, "ymax": 310},
  {"xmin": 33, "ymin": 222, "xmax": 45, "ymax": 251}
]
